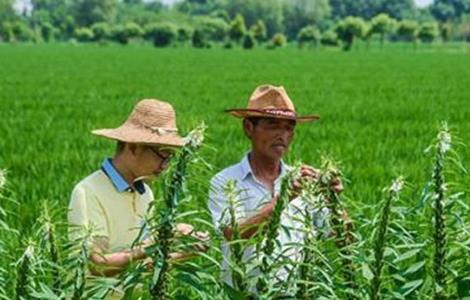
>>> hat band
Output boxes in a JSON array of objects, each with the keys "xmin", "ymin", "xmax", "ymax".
[{"xmin": 263, "ymin": 109, "xmax": 296, "ymax": 118}]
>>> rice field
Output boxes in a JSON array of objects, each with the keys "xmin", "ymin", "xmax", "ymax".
[{"xmin": 1, "ymin": 44, "xmax": 470, "ymax": 299}]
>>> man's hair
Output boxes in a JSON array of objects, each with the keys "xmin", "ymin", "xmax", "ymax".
[
  {"xmin": 116, "ymin": 141, "xmax": 126, "ymax": 154},
  {"xmin": 244, "ymin": 117, "xmax": 262, "ymax": 126}
]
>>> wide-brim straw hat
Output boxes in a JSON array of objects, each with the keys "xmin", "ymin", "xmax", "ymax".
[
  {"xmin": 225, "ymin": 84, "xmax": 319, "ymax": 123},
  {"xmin": 92, "ymin": 99, "xmax": 184, "ymax": 147}
]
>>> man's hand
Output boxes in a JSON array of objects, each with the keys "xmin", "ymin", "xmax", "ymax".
[{"xmin": 290, "ymin": 164, "xmax": 344, "ymax": 201}]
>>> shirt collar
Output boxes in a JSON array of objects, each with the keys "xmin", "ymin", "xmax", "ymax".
[
  {"xmin": 240, "ymin": 152, "xmax": 288, "ymax": 181},
  {"xmin": 101, "ymin": 158, "xmax": 146, "ymax": 195}
]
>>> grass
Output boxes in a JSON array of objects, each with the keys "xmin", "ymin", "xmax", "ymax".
[{"xmin": 0, "ymin": 43, "xmax": 470, "ymax": 298}]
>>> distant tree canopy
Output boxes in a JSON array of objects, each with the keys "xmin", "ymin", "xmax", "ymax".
[{"xmin": 1, "ymin": 0, "xmax": 470, "ymax": 48}]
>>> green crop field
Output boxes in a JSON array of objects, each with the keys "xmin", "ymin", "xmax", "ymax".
[{"xmin": 1, "ymin": 44, "xmax": 470, "ymax": 299}]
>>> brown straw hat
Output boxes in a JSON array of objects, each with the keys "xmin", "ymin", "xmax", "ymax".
[
  {"xmin": 92, "ymin": 99, "xmax": 184, "ymax": 147},
  {"xmin": 225, "ymin": 84, "xmax": 319, "ymax": 123}
]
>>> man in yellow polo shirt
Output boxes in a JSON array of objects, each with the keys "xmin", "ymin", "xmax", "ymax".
[{"xmin": 68, "ymin": 99, "xmax": 204, "ymax": 282}]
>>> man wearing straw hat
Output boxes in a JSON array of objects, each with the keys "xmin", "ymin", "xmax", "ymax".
[
  {"xmin": 209, "ymin": 84, "xmax": 343, "ymax": 287},
  {"xmin": 68, "ymin": 99, "xmax": 207, "ymax": 282}
]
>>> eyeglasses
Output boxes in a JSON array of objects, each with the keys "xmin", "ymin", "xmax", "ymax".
[{"xmin": 149, "ymin": 147, "xmax": 174, "ymax": 164}]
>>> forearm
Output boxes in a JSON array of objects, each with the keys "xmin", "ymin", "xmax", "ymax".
[
  {"xmin": 223, "ymin": 197, "xmax": 277, "ymax": 240},
  {"xmin": 89, "ymin": 246, "xmax": 146, "ymax": 277}
]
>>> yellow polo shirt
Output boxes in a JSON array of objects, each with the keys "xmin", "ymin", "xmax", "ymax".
[{"xmin": 68, "ymin": 169, "xmax": 153, "ymax": 252}]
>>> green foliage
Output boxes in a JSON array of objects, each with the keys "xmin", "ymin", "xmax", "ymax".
[
  {"xmin": 74, "ymin": 27, "xmax": 94, "ymax": 42},
  {"xmin": 418, "ymin": 22, "xmax": 440, "ymax": 43},
  {"xmin": 191, "ymin": 28, "xmax": 206, "ymax": 48},
  {"xmin": 297, "ymin": 25, "xmax": 321, "ymax": 48},
  {"xmin": 11, "ymin": 21, "xmax": 35, "ymax": 42},
  {"xmin": 271, "ymin": 32, "xmax": 286, "ymax": 47},
  {"xmin": 370, "ymin": 13, "xmax": 396, "ymax": 46},
  {"xmin": 0, "ymin": 21, "xmax": 14, "ymax": 42},
  {"xmin": 91, "ymin": 22, "xmax": 112, "ymax": 41},
  {"xmin": 242, "ymin": 32, "xmax": 256, "ymax": 49},
  {"xmin": 336, "ymin": 16, "xmax": 367, "ymax": 51},
  {"xmin": 320, "ymin": 29, "xmax": 339, "ymax": 46},
  {"xmin": 282, "ymin": 0, "xmax": 331, "ymax": 39},
  {"xmin": 195, "ymin": 17, "xmax": 229, "ymax": 42},
  {"xmin": 250, "ymin": 19, "xmax": 267, "ymax": 42},
  {"xmin": 73, "ymin": 0, "xmax": 118, "ymax": 27},
  {"xmin": 112, "ymin": 22, "xmax": 143, "ymax": 45},
  {"xmin": 145, "ymin": 22, "xmax": 177, "ymax": 47},
  {"xmin": 397, "ymin": 19, "xmax": 419, "ymax": 42},
  {"xmin": 229, "ymin": 14, "xmax": 246, "ymax": 42}
]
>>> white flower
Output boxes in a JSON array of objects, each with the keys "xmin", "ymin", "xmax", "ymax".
[
  {"xmin": 0, "ymin": 169, "xmax": 6, "ymax": 190},
  {"xmin": 184, "ymin": 122, "xmax": 206, "ymax": 148},
  {"xmin": 438, "ymin": 130, "xmax": 451, "ymax": 154},
  {"xmin": 390, "ymin": 177, "xmax": 404, "ymax": 193}
]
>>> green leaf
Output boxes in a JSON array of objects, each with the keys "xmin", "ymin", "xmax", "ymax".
[
  {"xmin": 362, "ymin": 263, "xmax": 373, "ymax": 281},
  {"xmin": 404, "ymin": 261, "xmax": 426, "ymax": 275}
]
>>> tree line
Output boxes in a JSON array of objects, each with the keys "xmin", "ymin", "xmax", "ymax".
[{"xmin": 1, "ymin": 0, "xmax": 470, "ymax": 50}]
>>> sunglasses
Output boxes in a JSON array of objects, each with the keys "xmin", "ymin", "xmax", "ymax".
[{"xmin": 149, "ymin": 147, "xmax": 174, "ymax": 164}]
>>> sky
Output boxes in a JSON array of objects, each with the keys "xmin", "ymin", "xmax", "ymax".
[{"xmin": 13, "ymin": 0, "xmax": 435, "ymax": 15}]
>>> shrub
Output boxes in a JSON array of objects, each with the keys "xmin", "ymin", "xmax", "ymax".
[
  {"xmin": 74, "ymin": 27, "xmax": 94, "ymax": 42},
  {"xmin": 418, "ymin": 22, "xmax": 439, "ymax": 43},
  {"xmin": 242, "ymin": 33, "xmax": 256, "ymax": 49},
  {"xmin": 297, "ymin": 25, "xmax": 321, "ymax": 48},
  {"xmin": 145, "ymin": 22, "xmax": 177, "ymax": 47},
  {"xmin": 271, "ymin": 33, "xmax": 286, "ymax": 47}
]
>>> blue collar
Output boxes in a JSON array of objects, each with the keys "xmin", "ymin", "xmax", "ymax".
[{"xmin": 101, "ymin": 158, "xmax": 146, "ymax": 195}]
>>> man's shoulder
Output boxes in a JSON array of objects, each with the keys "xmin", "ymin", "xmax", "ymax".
[
  {"xmin": 210, "ymin": 162, "xmax": 244, "ymax": 187},
  {"xmin": 72, "ymin": 170, "xmax": 108, "ymax": 194}
]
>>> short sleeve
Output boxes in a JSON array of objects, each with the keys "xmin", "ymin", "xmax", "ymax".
[{"xmin": 68, "ymin": 185, "xmax": 109, "ymax": 241}]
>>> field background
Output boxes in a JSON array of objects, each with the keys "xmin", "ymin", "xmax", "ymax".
[{"xmin": 1, "ymin": 44, "xmax": 470, "ymax": 232}]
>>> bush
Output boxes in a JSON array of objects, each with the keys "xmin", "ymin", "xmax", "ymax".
[
  {"xmin": 74, "ymin": 27, "xmax": 94, "ymax": 42},
  {"xmin": 297, "ymin": 25, "xmax": 321, "ymax": 48},
  {"xmin": 196, "ymin": 17, "xmax": 229, "ymax": 42},
  {"xmin": 396, "ymin": 20, "xmax": 419, "ymax": 42},
  {"xmin": 418, "ymin": 22, "xmax": 439, "ymax": 43},
  {"xmin": 192, "ymin": 28, "xmax": 206, "ymax": 48},
  {"xmin": 145, "ymin": 22, "xmax": 177, "ymax": 47},
  {"xmin": 177, "ymin": 26, "xmax": 193, "ymax": 43},
  {"xmin": 250, "ymin": 20, "xmax": 267, "ymax": 43},
  {"xmin": 271, "ymin": 33, "xmax": 286, "ymax": 47},
  {"xmin": 229, "ymin": 14, "xmax": 246, "ymax": 42},
  {"xmin": 336, "ymin": 16, "xmax": 367, "ymax": 51},
  {"xmin": 91, "ymin": 22, "xmax": 112, "ymax": 42},
  {"xmin": 12, "ymin": 21, "xmax": 34, "ymax": 42},
  {"xmin": 0, "ymin": 22, "xmax": 14, "ymax": 42},
  {"xmin": 321, "ymin": 30, "xmax": 339, "ymax": 46},
  {"xmin": 242, "ymin": 33, "xmax": 256, "ymax": 49},
  {"xmin": 40, "ymin": 22, "xmax": 57, "ymax": 42},
  {"xmin": 370, "ymin": 13, "xmax": 396, "ymax": 46}
]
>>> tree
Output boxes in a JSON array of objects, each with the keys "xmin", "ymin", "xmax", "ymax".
[
  {"xmin": 224, "ymin": 0, "xmax": 283, "ymax": 37},
  {"xmin": 418, "ymin": 21, "xmax": 439, "ymax": 43},
  {"xmin": 370, "ymin": 13, "xmax": 396, "ymax": 47},
  {"xmin": 0, "ymin": 21, "xmax": 14, "ymax": 42},
  {"xmin": 196, "ymin": 17, "xmax": 229, "ymax": 42},
  {"xmin": 0, "ymin": 0, "xmax": 16, "ymax": 23},
  {"xmin": 282, "ymin": 0, "xmax": 331, "ymax": 39},
  {"xmin": 335, "ymin": 16, "xmax": 366, "ymax": 51},
  {"xmin": 40, "ymin": 22, "xmax": 57, "ymax": 42},
  {"xmin": 192, "ymin": 28, "xmax": 206, "ymax": 48},
  {"xmin": 91, "ymin": 22, "xmax": 112, "ymax": 41},
  {"xmin": 330, "ymin": 0, "xmax": 415, "ymax": 21},
  {"xmin": 431, "ymin": 0, "xmax": 470, "ymax": 21},
  {"xmin": 242, "ymin": 32, "xmax": 256, "ymax": 49},
  {"xmin": 74, "ymin": 27, "xmax": 94, "ymax": 42},
  {"xmin": 250, "ymin": 20, "xmax": 267, "ymax": 43},
  {"xmin": 145, "ymin": 22, "xmax": 177, "ymax": 47},
  {"xmin": 112, "ymin": 22, "xmax": 143, "ymax": 45},
  {"xmin": 396, "ymin": 19, "xmax": 419, "ymax": 42},
  {"xmin": 439, "ymin": 22, "xmax": 453, "ymax": 41},
  {"xmin": 321, "ymin": 29, "xmax": 339, "ymax": 46},
  {"xmin": 229, "ymin": 14, "xmax": 246, "ymax": 42},
  {"xmin": 297, "ymin": 25, "xmax": 321, "ymax": 48},
  {"xmin": 73, "ymin": 0, "xmax": 118, "ymax": 27}
]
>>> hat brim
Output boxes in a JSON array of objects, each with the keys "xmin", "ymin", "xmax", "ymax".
[
  {"xmin": 92, "ymin": 125, "xmax": 185, "ymax": 147},
  {"xmin": 225, "ymin": 109, "xmax": 320, "ymax": 123}
]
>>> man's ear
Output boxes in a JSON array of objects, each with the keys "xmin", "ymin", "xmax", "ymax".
[
  {"xmin": 243, "ymin": 119, "xmax": 253, "ymax": 139},
  {"xmin": 127, "ymin": 143, "xmax": 138, "ymax": 156}
]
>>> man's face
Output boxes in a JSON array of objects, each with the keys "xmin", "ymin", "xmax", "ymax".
[
  {"xmin": 244, "ymin": 118, "xmax": 296, "ymax": 160},
  {"xmin": 130, "ymin": 145, "xmax": 173, "ymax": 180}
]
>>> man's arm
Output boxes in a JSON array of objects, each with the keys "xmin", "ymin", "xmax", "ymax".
[{"xmin": 222, "ymin": 195, "xmax": 278, "ymax": 240}]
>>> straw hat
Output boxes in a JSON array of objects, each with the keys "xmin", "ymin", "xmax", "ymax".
[
  {"xmin": 92, "ymin": 99, "xmax": 184, "ymax": 147},
  {"xmin": 225, "ymin": 84, "xmax": 319, "ymax": 123}
]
